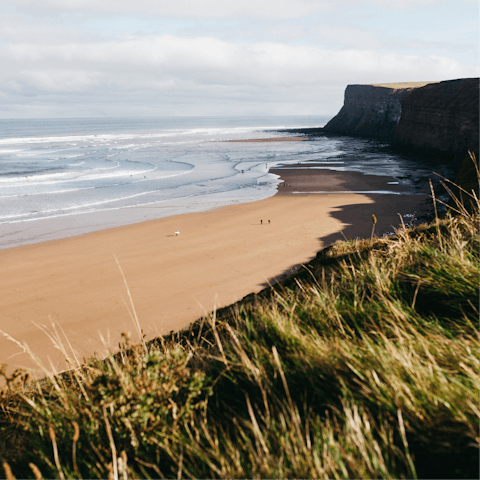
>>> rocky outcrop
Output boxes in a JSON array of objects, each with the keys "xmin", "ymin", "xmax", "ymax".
[
  {"xmin": 324, "ymin": 78, "xmax": 479, "ymax": 159},
  {"xmin": 323, "ymin": 84, "xmax": 420, "ymax": 138},
  {"xmin": 323, "ymin": 78, "xmax": 479, "ymax": 207},
  {"xmin": 392, "ymin": 78, "xmax": 479, "ymax": 157}
]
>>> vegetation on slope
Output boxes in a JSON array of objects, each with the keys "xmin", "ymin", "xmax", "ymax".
[{"xmin": 0, "ymin": 174, "xmax": 479, "ymax": 479}]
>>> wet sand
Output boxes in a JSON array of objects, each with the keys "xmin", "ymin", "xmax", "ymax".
[
  {"xmin": 225, "ymin": 137, "xmax": 306, "ymax": 142},
  {"xmin": 0, "ymin": 168, "xmax": 430, "ymax": 375},
  {"xmin": 271, "ymin": 165, "xmax": 410, "ymax": 194}
]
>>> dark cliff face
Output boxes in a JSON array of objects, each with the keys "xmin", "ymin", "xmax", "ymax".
[
  {"xmin": 324, "ymin": 78, "xmax": 479, "ymax": 158},
  {"xmin": 323, "ymin": 78, "xmax": 479, "ymax": 202},
  {"xmin": 323, "ymin": 85, "xmax": 413, "ymax": 138},
  {"xmin": 392, "ymin": 78, "xmax": 479, "ymax": 157}
]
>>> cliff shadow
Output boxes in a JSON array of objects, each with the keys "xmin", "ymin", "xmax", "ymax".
[{"xmin": 259, "ymin": 193, "xmax": 434, "ymax": 289}]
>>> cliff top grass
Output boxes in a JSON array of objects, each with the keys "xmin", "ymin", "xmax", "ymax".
[
  {"xmin": 366, "ymin": 81, "xmax": 440, "ymax": 89},
  {"xmin": 0, "ymin": 166, "xmax": 479, "ymax": 479}
]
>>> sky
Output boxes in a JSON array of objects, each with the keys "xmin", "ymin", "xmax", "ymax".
[{"xmin": 0, "ymin": 0, "xmax": 478, "ymax": 118}]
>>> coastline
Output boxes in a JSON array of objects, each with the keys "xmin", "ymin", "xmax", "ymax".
[
  {"xmin": 225, "ymin": 136, "xmax": 307, "ymax": 142},
  {"xmin": 0, "ymin": 138, "xmax": 308, "ymax": 251},
  {"xmin": 0, "ymin": 168, "xmax": 430, "ymax": 375}
]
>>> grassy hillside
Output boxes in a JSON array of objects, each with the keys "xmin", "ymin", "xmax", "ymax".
[{"xmin": 1, "ymin": 175, "xmax": 479, "ymax": 479}]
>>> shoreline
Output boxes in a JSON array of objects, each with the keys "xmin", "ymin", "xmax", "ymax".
[
  {"xmin": 225, "ymin": 136, "xmax": 307, "ymax": 142},
  {"xmin": 0, "ymin": 135, "xmax": 307, "ymax": 252},
  {"xmin": 0, "ymin": 168, "xmax": 431, "ymax": 375},
  {"xmin": 0, "ymin": 189, "xmax": 278, "ymax": 251}
]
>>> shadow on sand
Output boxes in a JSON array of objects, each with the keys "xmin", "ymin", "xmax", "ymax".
[{"xmin": 259, "ymin": 194, "xmax": 434, "ymax": 288}]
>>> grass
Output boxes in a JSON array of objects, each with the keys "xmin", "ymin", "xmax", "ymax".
[
  {"xmin": 367, "ymin": 82, "xmax": 440, "ymax": 89},
  {"xmin": 0, "ymin": 166, "xmax": 478, "ymax": 479}
]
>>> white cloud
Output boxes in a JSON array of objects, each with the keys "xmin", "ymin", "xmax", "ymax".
[
  {"xmin": 0, "ymin": 35, "xmax": 476, "ymax": 117},
  {"xmin": 10, "ymin": 0, "xmax": 337, "ymax": 19},
  {"xmin": 1, "ymin": 0, "xmax": 476, "ymax": 117},
  {"xmin": 9, "ymin": 0, "xmax": 453, "ymax": 18},
  {"xmin": 370, "ymin": 0, "xmax": 439, "ymax": 8}
]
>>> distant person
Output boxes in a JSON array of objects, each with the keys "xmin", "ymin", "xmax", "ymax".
[
  {"xmin": 268, "ymin": 219, "xmax": 270, "ymax": 224},
  {"xmin": 261, "ymin": 220, "xmax": 263, "ymax": 225}
]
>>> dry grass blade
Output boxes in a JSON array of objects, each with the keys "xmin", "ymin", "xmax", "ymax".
[
  {"xmin": 103, "ymin": 405, "xmax": 118, "ymax": 480},
  {"xmin": 31, "ymin": 318, "xmax": 81, "ymax": 370},
  {"xmin": 271, "ymin": 346, "xmax": 303, "ymax": 441},
  {"xmin": 2, "ymin": 462, "xmax": 16, "ymax": 480},
  {"xmin": 429, "ymin": 178, "xmax": 443, "ymax": 251},
  {"xmin": 28, "ymin": 463, "xmax": 43, "ymax": 480},
  {"xmin": 245, "ymin": 394, "xmax": 270, "ymax": 456},
  {"xmin": 48, "ymin": 426, "xmax": 65, "ymax": 480},
  {"xmin": 397, "ymin": 409, "xmax": 417, "ymax": 479},
  {"xmin": 0, "ymin": 329, "xmax": 27, "ymax": 356},
  {"xmin": 114, "ymin": 254, "xmax": 147, "ymax": 354}
]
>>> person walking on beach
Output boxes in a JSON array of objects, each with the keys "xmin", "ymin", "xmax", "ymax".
[{"xmin": 261, "ymin": 220, "xmax": 263, "ymax": 225}]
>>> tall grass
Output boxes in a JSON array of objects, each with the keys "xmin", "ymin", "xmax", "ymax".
[{"xmin": 0, "ymin": 172, "xmax": 478, "ymax": 479}]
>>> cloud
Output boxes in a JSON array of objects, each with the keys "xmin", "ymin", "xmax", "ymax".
[
  {"xmin": 2, "ymin": 0, "xmax": 477, "ymax": 117},
  {"xmin": 3, "ymin": 35, "xmax": 476, "ymax": 87},
  {"xmin": 1, "ymin": 34, "xmax": 477, "ymax": 117},
  {"xmin": 11, "ymin": 0, "xmax": 337, "ymax": 19},
  {"xmin": 11, "ymin": 0, "xmax": 453, "ymax": 18}
]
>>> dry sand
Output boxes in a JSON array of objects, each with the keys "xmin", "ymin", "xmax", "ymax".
[{"xmin": 0, "ymin": 169, "xmax": 430, "ymax": 376}]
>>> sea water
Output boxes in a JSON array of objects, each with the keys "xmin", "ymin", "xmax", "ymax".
[{"xmin": 0, "ymin": 116, "xmax": 455, "ymax": 247}]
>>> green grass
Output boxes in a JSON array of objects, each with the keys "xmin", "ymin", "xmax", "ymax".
[{"xmin": 0, "ymin": 179, "xmax": 479, "ymax": 479}]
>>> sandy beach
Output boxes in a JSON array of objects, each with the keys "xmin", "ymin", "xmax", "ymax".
[
  {"xmin": 0, "ymin": 168, "xmax": 430, "ymax": 375},
  {"xmin": 225, "ymin": 137, "xmax": 307, "ymax": 142}
]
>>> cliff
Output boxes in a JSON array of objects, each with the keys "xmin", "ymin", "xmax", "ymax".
[
  {"xmin": 392, "ymin": 78, "xmax": 479, "ymax": 157},
  {"xmin": 323, "ymin": 82, "xmax": 434, "ymax": 139},
  {"xmin": 324, "ymin": 78, "xmax": 479, "ymax": 208},
  {"xmin": 324, "ymin": 78, "xmax": 479, "ymax": 158}
]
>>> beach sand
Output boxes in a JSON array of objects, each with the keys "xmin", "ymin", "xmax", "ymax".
[
  {"xmin": 0, "ymin": 169, "xmax": 430, "ymax": 375},
  {"xmin": 225, "ymin": 137, "xmax": 306, "ymax": 142}
]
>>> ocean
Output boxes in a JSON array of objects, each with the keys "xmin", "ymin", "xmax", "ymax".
[{"xmin": 0, "ymin": 116, "xmax": 454, "ymax": 248}]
